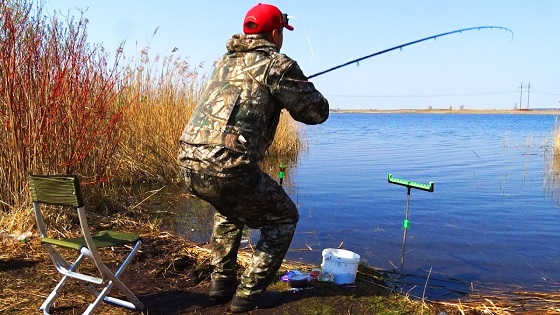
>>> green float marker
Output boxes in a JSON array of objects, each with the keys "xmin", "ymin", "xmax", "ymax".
[
  {"xmin": 387, "ymin": 173, "xmax": 435, "ymax": 276},
  {"xmin": 403, "ymin": 219, "xmax": 410, "ymax": 229},
  {"xmin": 279, "ymin": 164, "xmax": 286, "ymax": 185}
]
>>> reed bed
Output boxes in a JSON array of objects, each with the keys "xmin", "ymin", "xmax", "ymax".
[
  {"xmin": 268, "ymin": 109, "xmax": 304, "ymax": 157},
  {"xmin": 0, "ymin": 0, "xmax": 303, "ymax": 234},
  {"xmin": 112, "ymin": 51, "xmax": 202, "ymax": 185},
  {"xmin": 544, "ymin": 121, "xmax": 560, "ymax": 204},
  {"xmin": 0, "ymin": 0, "xmax": 125, "ymax": 231},
  {"xmin": 554, "ymin": 124, "xmax": 560, "ymax": 156},
  {"xmin": 435, "ymin": 289, "xmax": 560, "ymax": 314}
]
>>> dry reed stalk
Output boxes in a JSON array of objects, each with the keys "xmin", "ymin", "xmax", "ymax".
[
  {"xmin": 113, "ymin": 51, "xmax": 303, "ymax": 186},
  {"xmin": 544, "ymin": 122, "xmax": 560, "ymax": 204},
  {"xmin": 0, "ymin": 0, "xmax": 304, "ymax": 236},
  {"xmin": 267, "ymin": 109, "xmax": 304, "ymax": 156},
  {"xmin": 112, "ymin": 51, "xmax": 201, "ymax": 185},
  {"xmin": 554, "ymin": 123, "xmax": 560, "ymax": 156},
  {"xmin": 0, "ymin": 0, "xmax": 127, "ymax": 231}
]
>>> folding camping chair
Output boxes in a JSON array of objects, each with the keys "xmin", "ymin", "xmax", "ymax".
[{"xmin": 29, "ymin": 175, "xmax": 144, "ymax": 314}]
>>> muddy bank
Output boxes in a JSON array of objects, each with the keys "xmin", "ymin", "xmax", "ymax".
[
  {"xmin": 1, "ymin": 187, "xmax": 557, "ymax": 314},
  {"xmin": 0, "ymin": 229, "xmax": 420, "ymax": 314}
]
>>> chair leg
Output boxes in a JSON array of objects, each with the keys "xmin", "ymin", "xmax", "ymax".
[
  {"xmin": 83, "ymin": 280, "xmax": 115, "ymax": 315},
  {"xmin": 84, "ymin": 240, "xmax": 144, "ymax": 313},
  {"xmin": 80, "ymin": 282, "xmax": 140, "ymax": 311},
  {"xmin": 109, "ymin": 240, "xmax": 144, "ymax": 309},
  {"xmin": 40, "ymin": 252, "xmax": 85, "ymax": 315},
  {"xmin": 80, "ymin": 282, "xmax": 144, "ymax": 311}
]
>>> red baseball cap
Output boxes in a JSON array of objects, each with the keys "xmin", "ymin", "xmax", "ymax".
[{"xmin": 243, "ymin": 3, "xmax": 294, "ymax": 34}]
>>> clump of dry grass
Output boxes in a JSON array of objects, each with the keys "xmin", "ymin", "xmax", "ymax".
[
  {"xmin": 436, "ymin": 289, "xmax": 560, "ymax": 314},
  {"xmin": 268, "ymin": 109, "xmax": 304, "ymax": 157},
  {"xmin": 544, "ymin": 121, "xmax": 560, "ymax": 203},
  {"xmin": 112, "ymin": 50, "xmax": 202, "ymax": 185},
  {"xmin": 0, "ymin": 1, "xmax": 304, "ymax": 235},
  {"xmin": 553, "ymin": 123, "xmax": 560, "ymax": 157},
  {"xmin": 113, "ymin": 51, "xmax": 304, "ymax": 186},
  {"xmin": 0, "ymin": 0, "xmax": 125, "ymax": 231}
]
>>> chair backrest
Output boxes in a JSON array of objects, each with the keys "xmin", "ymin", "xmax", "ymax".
[
  {"xmin": 29, "ymin": 174, "xmax": 108, "ymax": 278},
  {"xmin": 29, "ymin": 175, "xmax": 83, "ymax": 207}
]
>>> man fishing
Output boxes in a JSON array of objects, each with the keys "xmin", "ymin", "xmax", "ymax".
[{"xmin": 177, "ymin": 3, "xmax": 329, "ymax": 313}]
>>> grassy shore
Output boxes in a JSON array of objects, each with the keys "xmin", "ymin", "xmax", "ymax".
[
  {"xmin": 0, "ymin": 0, "xmax": 301, "ymax": 233},
  {"xmin": 0, "ymin": 187, "xmax": 485, "ymax": 315},
  {"xmin": 3, "ymin": 186, "xmax": 556, "ymax": 314},
  {"xmin": 0, "ymin": 2, "xmax": 430, "ymax": 314},
  {"xmin": 2, "ymin": 1, "xmax": 559, "ymax": 314},
  {"xmin": 332, "ymin": 108, "xmax": 560, "ymax": 115},
  {"xmin": 0, "ymin": 201, "xmax": 430, "ymax": 314}
]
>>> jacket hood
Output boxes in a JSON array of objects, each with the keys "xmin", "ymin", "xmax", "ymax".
[{"xmin": 226, "ymin": 34, "xmax": 278, "ymax": 53}]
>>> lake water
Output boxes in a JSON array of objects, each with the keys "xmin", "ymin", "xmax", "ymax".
[
  {"xmin": 170, "ymin": 113, "xmax": 560, "ymax": 299},
  {"xmin": 285, "ymin": 113, "xmax": 560, "ymax": 297}
]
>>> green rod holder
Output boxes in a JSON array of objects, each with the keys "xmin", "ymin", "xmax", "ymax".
[
  {"xmin": 387, "ymin": 173, "xmax": 435, "ymax": 276},
  {"xmin": 388, "ymin": 173, "xmax": 434, "ymax": 192}
]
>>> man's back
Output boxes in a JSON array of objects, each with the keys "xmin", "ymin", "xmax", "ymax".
[{"xmin": 178, "ymin": 33, "xmax": 328, "ymax": 176}]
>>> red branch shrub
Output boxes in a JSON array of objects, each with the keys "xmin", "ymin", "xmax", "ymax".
[{"xmin": 0, "ymin": 0, "xmax": 124, "ymax": 211}]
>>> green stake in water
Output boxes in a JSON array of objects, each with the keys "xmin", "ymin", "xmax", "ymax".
[
  {"xmin": 387, "ymin": 173, "xmax": 434, "ymax": 276},
  {"xmin": 279, "ymin": 164, "xmax": 286, "ymax": 185}
]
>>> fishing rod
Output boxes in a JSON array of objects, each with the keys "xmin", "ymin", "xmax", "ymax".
[{"xmin": 307, "ymin": 26, "xmax": 513, "ymax": 79}]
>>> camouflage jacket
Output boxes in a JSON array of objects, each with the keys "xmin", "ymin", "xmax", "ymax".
[{"xmin": 178, "ymin": 33, "xmax": 329, "ymax": 176}]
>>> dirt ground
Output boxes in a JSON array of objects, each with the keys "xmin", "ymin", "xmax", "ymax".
[
  {"xmin": 0, "ymin": 230, "xmax": 427, "ymax": 315},
  {"xmin": 2, "ymin": 199, "xmax": 558, "ymax": 315}
]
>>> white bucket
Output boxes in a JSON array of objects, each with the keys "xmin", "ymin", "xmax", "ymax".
[{"xmin": 321, "ymin": 248, "xmax": 360, "ymax": 285}]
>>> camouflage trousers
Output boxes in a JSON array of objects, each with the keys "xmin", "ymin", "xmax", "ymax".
[{"xmin": 183, "ymin": 167, "xmax": 298, "ymax": 298}]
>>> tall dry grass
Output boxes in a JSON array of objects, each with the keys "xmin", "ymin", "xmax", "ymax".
[
  {"xmin": 112, "ymin": 50, "xmax": 303, "ymax": 185},
  {"xmin": 0, "ymin": 0, "xmax": 124, "ymax": 215},
  {"xmin": 0, "ymin": 0, "xmax": 303, "ymax": 233},
  {"xmin": 269, "ymin": 110, "xmax": 304, "ymax": 157},
  {"xmin": 545, "ymin": 122, "xmax": 560, "ymax": 203},
  {"xmin": 113, "ymin": 51, "xmax": 202, "ymax": 185},
  {"xmin": 553, "ymin": 124, "xmax": 560, "ymax": 156}
]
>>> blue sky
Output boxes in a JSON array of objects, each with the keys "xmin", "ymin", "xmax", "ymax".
[{"xmin": 44, "ymin": 1, "xmax": 559, "ymax": 110}]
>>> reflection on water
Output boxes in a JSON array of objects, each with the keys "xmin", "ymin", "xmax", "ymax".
[
  {"xmin": 160, "ymin": 194, "xmax": 214, "ymax": 243},
  {"xmin": 287, "ymin": 113, "xmax": 560, "ymax": 299},
  {"xmin": 544, "ymin": 129, "xmax": 560, "ymax": 204},
  {"xmin": 258, "ymin": 153, "xmax": 299, "ymax": 193},
  {"xmin": 163, "ymin": 113, "xmax": 560, "ymax": 300},
  {"xmin": 161, "ymin": 152, "xmax": 300, "ymax": 244}
]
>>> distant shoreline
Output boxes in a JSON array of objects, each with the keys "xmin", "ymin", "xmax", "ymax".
[{"xmin": 331, "ymin": 109, "xmax": 560, "ymax": 115}]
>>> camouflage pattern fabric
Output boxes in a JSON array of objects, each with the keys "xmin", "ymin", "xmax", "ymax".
[
  {"xmin": 178, "ymin": 33, "xmax": 329, "ymax": 299},
  {"xmin": 178, "ymin": 33, "xmax": 329, "ymax": 175},
  {"xmin": 184, "ymin": 168, "xmax": 298, "ymax": 297}
]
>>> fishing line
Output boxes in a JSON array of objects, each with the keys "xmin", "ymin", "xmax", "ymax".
[{"xmin": 307, "ymin": 26, "xmax": 513, "ymax": 79}]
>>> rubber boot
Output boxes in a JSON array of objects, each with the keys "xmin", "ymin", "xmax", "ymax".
[
  {"xmin": 229, "ymin": 294, "xmax": 259, "ymax": 313},
  {"xmin": 208, "ymin": 278, "xmax": 237, "ymax": 305}
]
